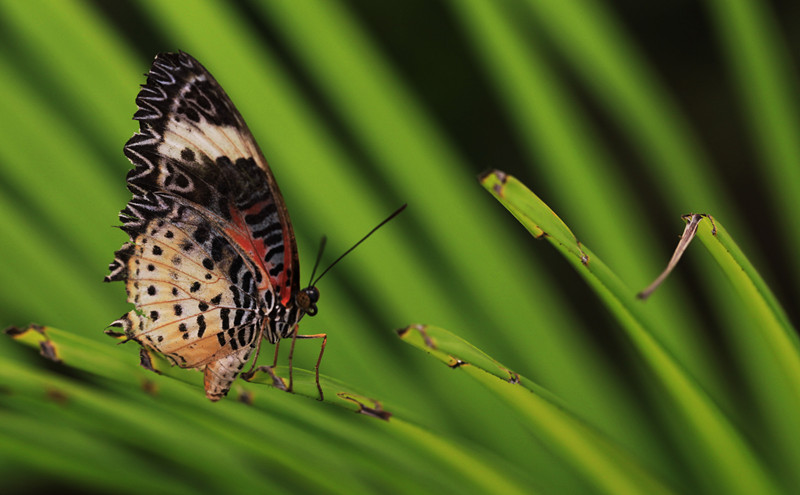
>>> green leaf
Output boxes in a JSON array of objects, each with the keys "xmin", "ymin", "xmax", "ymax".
[
  {"xmin": 480, "ymin": 170, "xmax": 782, "ymax": 495},
  {"xmin": 399, "ymin": 324, "xmax": 677, "ymax": 495}
]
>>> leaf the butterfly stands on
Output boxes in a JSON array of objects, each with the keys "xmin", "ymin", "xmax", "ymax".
[{"xmin": 105, "ymin": 52, "xmax": 320, "ymax": 401}]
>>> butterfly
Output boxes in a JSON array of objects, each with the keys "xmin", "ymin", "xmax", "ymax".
[{"xmin": 105, "ymin": 51, "xmax": 325, "ymax": 401}]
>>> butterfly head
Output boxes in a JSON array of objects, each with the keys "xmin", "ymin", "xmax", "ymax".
[{"xmin": 296, "ymin": 286, "xmax": 320, "ymax": 317}]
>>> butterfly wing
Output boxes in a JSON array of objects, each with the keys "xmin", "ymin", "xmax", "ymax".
[
  {"xmin": 106, "ymin": 52, "xmax": 299, "ymax": 400},
  {"xmin": 108, "ymin": 200, "xmax": 262, "ymax": 365}
]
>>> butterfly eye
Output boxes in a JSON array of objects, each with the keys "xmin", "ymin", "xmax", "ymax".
[
  {"xmin": 296, "ymin": 287, "xmax": 320, "ymax": 316},
  {"xmin": 306, "ymin": 286, "xmax": 320, "ymax": 304}
]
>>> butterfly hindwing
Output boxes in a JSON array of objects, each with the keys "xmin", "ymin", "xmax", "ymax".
[{"xmin": 109, "ymin": 200, "xmax": 262, "ymax": 366}]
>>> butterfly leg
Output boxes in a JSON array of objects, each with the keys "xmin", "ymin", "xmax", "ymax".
[
  {"xmin": 241, "ymin": 340, "xmax": 290, "ymax": 391},
  {"xmin": 271, "ymin": 339, "xmax": 282, "ymax": 367},
  {"xmin": 287, "ymin": 330, "xmax": 328, "ymax": 401},
  {"xmin": 241, "ymin": 328, "xmax": 273, "ymax": 381}
]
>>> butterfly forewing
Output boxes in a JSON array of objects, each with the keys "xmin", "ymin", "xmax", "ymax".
[
  {"xmin": 107, "ymin": 52, "xmax": 304, "ymax": 400},
  {"xmin": 122, "ymin": 51, "xmax": 298, "ymax": 301}
]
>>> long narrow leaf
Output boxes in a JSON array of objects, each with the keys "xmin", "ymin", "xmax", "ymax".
[
  {"xmin": 480, "ymin": 170, "xmax": 780, "ymax": 494},
  {"xmin": 399, "ymin": 324, "xmax": 677, "ymax": 495}
]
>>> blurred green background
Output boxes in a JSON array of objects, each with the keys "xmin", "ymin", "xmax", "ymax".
[{"xmin": 0, "ymin": 1, "xmax": 798, "ymax": 493}]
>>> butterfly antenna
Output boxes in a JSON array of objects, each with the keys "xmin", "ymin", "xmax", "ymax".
[
  {"xmin": 308, "ymin": 236, "xmax": 327, "ymax": 287},
  {"xmin": 311, "ymin": 204, "xmax": 406, "ymax": 287}
]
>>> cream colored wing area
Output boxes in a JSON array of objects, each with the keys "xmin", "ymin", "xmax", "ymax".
[
  {"xmin": 119, "ymin": 205, "xmax": 262, "ymax": 371},
  {"xmin": 160, "ymin": 117, "xmax": 260, "ymax": 164}
]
